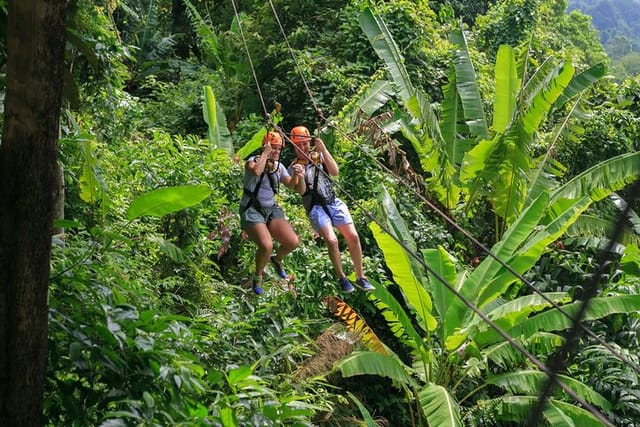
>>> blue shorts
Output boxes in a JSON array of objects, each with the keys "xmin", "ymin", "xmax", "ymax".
[{"xmin": 308, "ymin": 198, "xmax": 353, "ymax": 231}]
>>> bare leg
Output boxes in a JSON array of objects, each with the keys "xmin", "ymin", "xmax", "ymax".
[
  {"xmin": 268, "ymin": 218, "xmax": 299, "ymax": 262},
  {"xmin": 336, "ymin": 223, "xmax": 365, "ymax": 279},
  {"xmin": 244, "ymin": 222, "xmax": 273, "ymax": 281},
  {"xmin": 318, "ymin": 225, "xmax": 345, "ymax": 278}
]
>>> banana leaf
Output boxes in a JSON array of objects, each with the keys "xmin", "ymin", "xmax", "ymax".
[
  {"xmin": 203, "ymin": 85, "xmax": 233, "ymax": 155},
  {"xmin": 449, "ymin": 29, "xmax": 488, "ymax": 139},
  {"xmin": 488, "ymin": 370, "xmax": 611, "ymax": 410},
  {"xmin": 336, "ymin": 351, "xmax": 417, "ymax": 389},
  {"xmin": 127, "ymin": 184, "xmax": 211, "ymax": 220},
  {"xmin": 419, "ymin": 383, "xmax": 462, "ymax": 427},
  {"xmin": 492, "ymin": 44, "xmax": 518, "ymax": 134},
  {"xmin": 358, "ymin": 7, "xmax": 414, "ymax": 105}
]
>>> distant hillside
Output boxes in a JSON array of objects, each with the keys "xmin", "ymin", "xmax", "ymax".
[
  {"xmin": 568, "ymin": 0, "xmax": 640, "ymax": 76},
  {"xmin": 568, "ymin": 0, "xmax": 640, "ymax": 50}
]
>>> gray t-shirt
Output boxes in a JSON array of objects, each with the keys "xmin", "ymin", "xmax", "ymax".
[{"xmin": 241, "ymin": 156, "xmax": 290, "ymax": 208}]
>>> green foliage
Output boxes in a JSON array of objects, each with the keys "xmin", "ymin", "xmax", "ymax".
[
  {"xmin": 126, "ymin": 184, "xmax": 212, "ymax": 220},
  {"xmin": 475, "ymin": 0, "xmax": 541, "ymax": 59},
  {"xmin": 41, "ymin": 0, "xmax": 640, "ymax": 425}
]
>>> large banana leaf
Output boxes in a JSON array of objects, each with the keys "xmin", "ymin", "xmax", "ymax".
[
  {"xmin": 419, "ymin": 383, "xmax": 462, "ymax": 427},
  {"xmin": 422, "ymin": 246, "xmax": 464, "ymax": 342},
  {"xmin": 481, "ymin": 332, "xmax": 565, "ymax": 369},
  {"xmin": 549, "ymin": 151, "xmax": 640, "ymax": 206},
  {"xmin": 127, "ymin": 184, "xmax": 212, "ymax": 220},
  {"xmin": 567, "ymin": 214, "xmax": 640, "ymax": 246},
  {"xmin": 336, "ymin": 351, "xmax": 417, "ymax": 389},
  {"xmin": 488, "ymin": 370, "xmax": 611, "ymax": 410},
  {"xmin": 358, "ymin": 7, "xmax": 414, "ymax": 105},
  {"xmin": 551, "ymin": 400, "xmax": 611, "ymax": 427},
  {"xmin": 202, "ymin": 85, "xmax": 233, "ymax": 155},
  {"xmin": 476, "ymin": 295, "xmax": 640, "ymax": 346},
  {"xmin": 553, "ymin": 62, "xmax": 607, "ymax": 110},
  {"xmin": 522, "ymin": 62, "xmax": 574, "ymax": 136},
  {"xmin": 492, "ymin": 45, "xmax": 518, "ymax": 134},
  {"xmin": 478, "ymin": 396, "xmax": 608, "ymax": 426},
  {"xmin": 347, "ymin": 79, "xmax": 394, "ymax": 131},
  {"xmin": 422, "ymin": 247, "xmax": 460, "ymax": 319},
  {"xmin": 476, "ymin": 195, "xmax": 592, "ymax": 308},
  {"xmin": 448, "ymin": 29, "xmax": 488, "ymax": 140},
  {"xmin": 369, "ymin": 221, "xmax": 437, "ymax": 332},
  {"xmin": 235, "ymin": 128, "xmax": 266, "ymax": 160},
  {"xmin": 465, "ymin": 292, "xmax": 570, "ymax": 338}
]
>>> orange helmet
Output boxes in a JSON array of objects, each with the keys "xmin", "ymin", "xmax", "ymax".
[
  {"xmin": 263, "ymin": 131, "xmax": 283, "ymax": 147},
  {"xmin": 290, "ymin": 126, "xmax": 311, "ymax": 145}
]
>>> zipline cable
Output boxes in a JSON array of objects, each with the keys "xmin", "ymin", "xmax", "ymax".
[
  {"xmin": 266, "ymin": 0, "xmax": 640, "ymax": 382},
  {"xmin": 528, "ymin": 178, "xmax": 640, "ymax": 427},
  {"xmin": 266, "ymin": 0, "xmax": 320, "ymax": 115},
  {"xmin": 230, "ymin": 0, "xmax": 270, "ymax": 123},
  {"xmin": 267, "ymin": 1, "xmax": 640, "ymax": 373},
  {"xmin": 326, "ymin": 117, "xmax": 640, "ymax": 377},
  {"xmin": 258, "ymin": 2, "xmax": 627, "ymax": 421}
]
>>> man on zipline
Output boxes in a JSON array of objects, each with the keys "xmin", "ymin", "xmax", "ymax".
[{"xmin": 288, "ymin": 125, "xmax": 375, "ymax": 293}]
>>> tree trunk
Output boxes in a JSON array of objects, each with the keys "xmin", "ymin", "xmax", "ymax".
[{"xmin": 0, "ymin": 1, "xmax": 68, "ymax": 426}]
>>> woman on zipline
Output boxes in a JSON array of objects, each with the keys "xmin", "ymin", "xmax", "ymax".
[
  {"xmin": 288, "ymin": 125, "xmax": 374, "ymax": 293},
  {"xmin": 239, "ymin": 131, "xmax": 306, "ymax": 295}
]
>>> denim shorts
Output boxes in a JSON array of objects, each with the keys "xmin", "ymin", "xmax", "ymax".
[
  {"xmin": 308, "ymin": 198, "xmax": 353, "ymax": 231},
  {"xmin": 240, "ymin": 204, "xmax": 285, "ymax": 229}
]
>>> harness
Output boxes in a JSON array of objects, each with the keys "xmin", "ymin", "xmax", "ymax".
[
  {"xmin": 241, "ymin": 158, "xmax": 279, "ymax": 222},
  {"xmin": 296, "ymin": 156, "xmax": 335, "ymax": 219}
]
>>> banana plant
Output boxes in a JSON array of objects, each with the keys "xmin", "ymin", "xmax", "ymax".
[
  {"xmin": 357, "ymin": 7, "xmax": 606, "ymax": 235},
  {"xmin": 334, "ymin": 182, "xmax": 640, "ymax": 425}
]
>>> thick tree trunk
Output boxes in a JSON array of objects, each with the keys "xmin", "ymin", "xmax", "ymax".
[{"xmin": 0, "ymin": 1, "xmax": 68, "ymax": 426}]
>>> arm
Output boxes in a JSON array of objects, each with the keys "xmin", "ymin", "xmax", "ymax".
[
  {"xmin": 314, "ymin": 137, "xmax": 339, "ymax": 176},
  {"xmin": 247, "ymin": 144, "xmax": 272, "ymax": 176},
  {"xmin": 283, "ymin": 163, "xmax": 307, "ymax": 194}
]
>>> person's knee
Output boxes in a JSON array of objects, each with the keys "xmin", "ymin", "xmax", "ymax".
[
  {"xmin": 287, "ymin": 234, "xmax": 300, "ymax": 250},
  {"xmin": 342, "ymin": 227, "xmax": 360, "ymax": 244},
  {"xmin": 258, "ymin": 240, "xmax": 274, "ymax": 253},
  {"xmin": 324, "ymin": 234, "xmax": 339, "ymax": 249}
]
